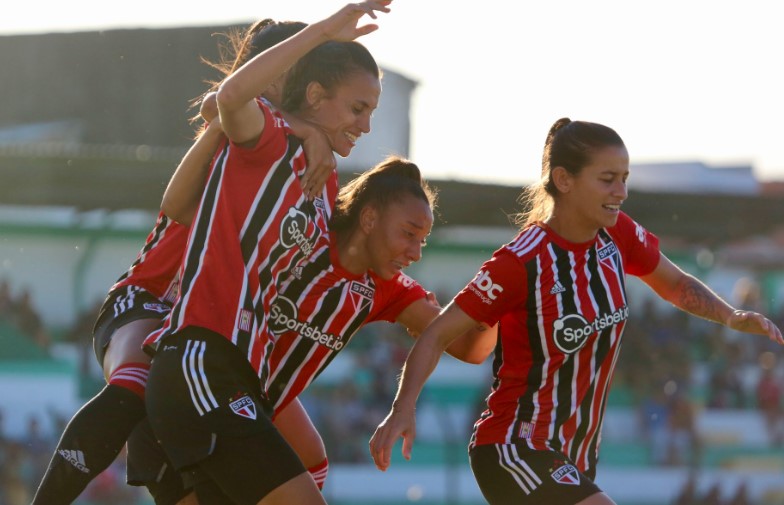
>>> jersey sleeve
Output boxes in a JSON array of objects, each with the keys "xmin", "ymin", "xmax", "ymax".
[
  {"xmin": 453, "ymin": 246, "xmax": 528, "ymax": 327},
  {"xmin": 230, "ymin": 98, "xmax": 288, "ymax": 159},
  {"xmin": 608, "ymin": 211, "xmax": 661, "ymax": 276},
  {"xmin": 369, "ymin": 272, "xmax": 427, "ymax": 323}
]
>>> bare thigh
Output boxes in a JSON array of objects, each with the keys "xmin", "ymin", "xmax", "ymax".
[
  {"xmin": 273, "ymin": 399, "xmax": 326, "ymax": 468},
  {"xmin": 258, "ymin": 473, "xmax": 326, "ymax": 505},
  {"xmin": 102, "ymin": 318, "xmax": 159, "ymax": 381}
]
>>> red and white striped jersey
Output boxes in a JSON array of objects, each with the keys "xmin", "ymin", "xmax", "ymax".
[
  {"xmin": 457, "ymin": 211, "xmax": 660, "ymax": 475},
  {"xmin": 145, "ymin": 99, "xmax": 339, "ymax": 376},
  {"xmin": 111, "ymin": 212, "xmax": 186, "ymax": 303},
  {"xmin": 262, "ymin": 233, "xmax": 427, "ymax": 414}
]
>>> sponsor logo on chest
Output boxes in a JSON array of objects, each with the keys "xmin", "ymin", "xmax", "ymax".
[
  {"xmin": 280, "ymin": 207, "xmax": 318, "ymax": 256},
  {"xmin": 551, "ymin": 306, "xmax": 629, "ymax": 353},
  {"xmin": 269, "ymin": 296, "xmax": 345, "ymax": 351}
]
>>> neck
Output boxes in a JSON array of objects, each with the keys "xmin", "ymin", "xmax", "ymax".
[{"xmin": 545, "ymin": 212, "xmax": 598, "ymax": 243}]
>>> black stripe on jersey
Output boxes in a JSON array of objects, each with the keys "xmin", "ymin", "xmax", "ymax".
[
  {"xmin": 170, "ymin": 144, "xmax": 228, "ymax": 331},
  {"xmin": 551, "ymin": 243, "xmax": 578, "ymax": 450},
  {"xmin": 516, "ymin": 257, "xmax": 548, "ymax": 418},
  {"xmin": 239, "ymin": 142, "xmax": 298, "ymax": 264}
]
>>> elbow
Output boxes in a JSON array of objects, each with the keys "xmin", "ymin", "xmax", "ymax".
[
  {"xmin": 160, "ymin": 198, "xmax": 192, "ymax": 227},
  {"xmin": 216, "ymin": 80, "xmax": 244, "ymax": 114}
]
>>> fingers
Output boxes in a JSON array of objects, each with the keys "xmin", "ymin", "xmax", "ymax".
[
  {"xmin": 301, "ymin": 160, "xmax": 335, "ymax": 200},
  {"xmin": 358, "ymin": 0, "xmax": 393, "ymax": 18},
  {"xmin": 731, "ymin": 311, "xmax": 784, "ymax": 345},
  {"xmin": 402, "ymin": 432, "xmax": 414, "ymax": 461},
  {"xmin": 369, "ymin": 429, "xmax": 391, "ymax": 471}
]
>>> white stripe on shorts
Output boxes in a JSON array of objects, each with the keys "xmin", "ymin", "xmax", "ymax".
[
  {"xmin": 182, "ymin": 340, "xmax": 219, "ymax": 416},
  {"xmin": 495, "ymin": 444, "xmax": 543, "ymax": 495}
]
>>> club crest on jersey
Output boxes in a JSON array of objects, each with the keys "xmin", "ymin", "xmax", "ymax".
[
  {"xmin": 229, "ymin": 395, "xmax": 257, "ymax": 420},
  {"xmin": 550, "ymin": 463, "xmax": 580, "ymax": 486},
  {"xmin": 597, "ymin": 242, "xmax": 619, "ymax": 271},
  {"xmin": 551, "ymin": 306, "xmax": 629, "ymax": 354},
  {"xmin": 280, "ymin": 207, "xmax": 317, "ymax": 256},
  {"xmin": 143, "ymin": 302, "xmax": 169, "ymax": 314},
  {"xmin": 349, "ymin": 281, "xmax": 374, "ymax": 312},
  {"xmin": 313, "ymin": 197, "xmax": 328, "ymax": 223}
]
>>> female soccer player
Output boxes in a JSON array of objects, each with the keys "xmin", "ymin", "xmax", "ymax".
[{"xmin": 369, "ymin": 118, "xmax": 783, "ymax": 505}]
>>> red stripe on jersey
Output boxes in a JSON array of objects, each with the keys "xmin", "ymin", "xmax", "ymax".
[
  {"xmin": 457, "ymin": 213, "xmax": 659, "ymax": 476},
  {"xmin": 112, "ymin": 213, "xmax": 187, "ymax": 300}
]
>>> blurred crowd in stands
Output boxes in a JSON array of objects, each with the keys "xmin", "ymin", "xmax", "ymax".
[
  {"xmin": 1, "ymin": 276, "xmax": 783, "ymax": 505},
  {"xmin": 0, "ymin": 279, "xmax": 52, "ymax": 353}
]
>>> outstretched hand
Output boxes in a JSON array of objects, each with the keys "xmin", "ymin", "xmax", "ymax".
[
  {"xmin": 368, "ymin": 406, "xmax": 416, "ymax": 472},
  {"xmin": 318, "ymin": 1, "xmax": 393, "ymax": 42},
  {"xmin": 727, "ymin": 310, "xmax": 784, "ymax": 345}
]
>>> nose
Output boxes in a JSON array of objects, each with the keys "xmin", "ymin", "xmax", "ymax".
[
  {"xmin": 407, "ymin": 241, "xmax": 423, "ymax": 263},
  {"xmin": 358, "ymin": 111, "xmax": 371, "ymax": 134},
  {"xmin": 614, "ymin": 180, "xmax": 628, "ymax": 199}
]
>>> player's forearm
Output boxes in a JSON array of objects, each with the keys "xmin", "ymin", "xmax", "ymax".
[{"xmin": 671, "ymin": 274, "xmax": 735, "ymax": 326}]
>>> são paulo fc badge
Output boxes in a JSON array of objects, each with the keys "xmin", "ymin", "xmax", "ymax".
[
  {"xmin": 550, "ymin": 462, "xmax": 580, "ymax": 485},
  {"xmin": 229, "ymin": 394, "xmax": 257, "ymax": 420}
]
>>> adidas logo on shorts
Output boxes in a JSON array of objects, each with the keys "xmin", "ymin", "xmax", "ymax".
[{"xmin": 58, "ymin": 449, "xmax": 90, "ymax": 473}]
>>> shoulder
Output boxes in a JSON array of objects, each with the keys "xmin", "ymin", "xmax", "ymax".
[
  {"xmin": 500, "ymin": 224, "xmax": 551, "ymax": 263},
  {"xmin": 606, "ymin": 211, "xmax": 656, "ymax": 246}
]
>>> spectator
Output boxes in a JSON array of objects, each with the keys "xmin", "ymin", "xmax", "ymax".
[
  {"xmin": 706, "ymin": 344, "xmax": 746, "ymax": 409},
  {"xmin": 755, "ymin": 353, "xmax": 784, "ymax": 447},
  {"xmin": 672, "ymin": 473, "xmax": 699, "ymax": 505},
  {"xmin": 11, "ymin": 288, "xmax": 51, "ymax": 351},
  {"xmin": 19, "ymin": 416, "xmax": 51, "ymax": 494},
  {"xmin": 0, "ymin": 442, "xmax": 31, "ymax": 505},
  {"xmin": 639, "ymin": 383, "xmax": 671, "ymax": 466},
  {"xmin": 667, "ymin": 390, "xmax": 701, "ymax": 468},
  {"xmin": 0, "ymin": 279, "xmax": 13, "ymax": 324},
  {"xmin": 700, "ymin": 482, "xmax": 725, "ymax": 505},
  {"xmin": 726, "ymin": 481, "xmax": 751, "ymax": 505}
]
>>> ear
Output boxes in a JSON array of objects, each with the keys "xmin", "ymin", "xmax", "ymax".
[
  {"xmin": 305, "ymin": 81, "xmax": 327, "ymax": 111},
  {"xmin": 359, "ymin": 205, "xmax": 378, "ymax": 234},
  {"xmin": 551, "ymin": 166, "xmax": 573, "ymax": 193}
]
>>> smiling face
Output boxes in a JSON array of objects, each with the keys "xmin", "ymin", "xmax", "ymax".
[
  {"xmin": 305, "ymin": 71, "xmax": 381, "ymax": 158},
  {"xmin": 551, "ymin": 144, "xmax": 629, "ymax": 241},
  {"xmin": 363, "ymin": 193, "xmax": 433, "ymax": 280}
]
